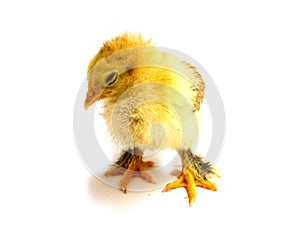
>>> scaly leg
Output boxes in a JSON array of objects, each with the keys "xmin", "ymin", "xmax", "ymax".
[
  {"xmin": 104, "ymin": 148, "xmax": 155, "ymax": 193},
  {"xmin": 163, "ymin": 148, "xmax": 219, "ymax": 206}
]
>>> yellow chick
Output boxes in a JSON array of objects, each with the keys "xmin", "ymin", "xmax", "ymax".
[{"xmin": 84, "ymin": 33, "xmax": 218, "ymax": 205}]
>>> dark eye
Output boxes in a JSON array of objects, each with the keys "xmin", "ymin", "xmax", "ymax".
[{"xmin": 105, "ymin": 72, "xmax": 118, "ymax": 85}]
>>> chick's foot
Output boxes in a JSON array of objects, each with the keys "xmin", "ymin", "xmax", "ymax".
[
  {"xmin": 163, "ymin": 148, "xmax": 219, "ymax": 206},
  {"xmin": 104, "ymin": 150, "xmax": 155, "ymax": 193}
]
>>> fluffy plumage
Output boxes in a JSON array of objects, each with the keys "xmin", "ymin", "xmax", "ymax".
[
  {"xmin": 84, "ymin": 33, "xmax": 218, "ymax": 206},
  {"xmin": 85, "ymin": 33, "xmax": 204, "ymax": 150}
]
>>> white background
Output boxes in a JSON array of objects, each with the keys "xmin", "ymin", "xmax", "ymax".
[{"xmin": 1, "ymin": 0, "xmax": 299, "ymax": 234}]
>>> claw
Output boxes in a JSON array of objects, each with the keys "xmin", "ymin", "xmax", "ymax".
[
  {"xmin": 196, "ymin": 179, "xmax": 217, "ymax": 191},
  {"xmin": 120, "ymin": 170, "xmax": 135, "ymax": 193},
  {"xmin": 163, "ymin": 166, "xmax": 217, "ymax": 206},
  {"xmin": 184, "ymin": 171, "xmax": 196, "ymax": 206},
  {"xmin": 104, "ymin": 168, "xmax": 125, "ymax": 176},
  {"xmin": 138, "ymin": 171, "xmax": 155, "ymax": 184},
  {"xmin": 162, "ymin": 176, "xmax": 185, "ymax": 192},
  {"xmin": 142, "ymin": 160, "xmax": 155, "ymax": 168},
  {"xmin": 105, "ymin": 153, "xmax": 155, "ymax": 193}
]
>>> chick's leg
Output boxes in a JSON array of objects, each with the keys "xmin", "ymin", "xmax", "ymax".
[
  {"xmin": 104, "ymin": 148, "xmax": 155, "ymax": 193},
  {"xmin": 163, "ymin": 148, "xmax": 219, "ymax": 206}
]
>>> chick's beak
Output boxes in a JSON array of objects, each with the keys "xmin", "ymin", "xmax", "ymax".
[{"xmin": 84, "ymin": 89, "xmax": 99, "ymax": 110}]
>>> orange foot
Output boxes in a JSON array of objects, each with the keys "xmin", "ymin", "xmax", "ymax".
[
  {"xmin": 163, "ymin": 150, "xmax": 219, "ymax": 206},
  {"xmin": 104, "ymin": 151, "xmax": 155, "ymax": 193}
]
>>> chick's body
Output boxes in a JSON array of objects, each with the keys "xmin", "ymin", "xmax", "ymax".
[
  {"xmin": 102, "ymin": 67, "xmax": 199, "ymax": 151},
  {"xmin": 84, "ymin": 33, "xmax": 218, "ymax": 206}
]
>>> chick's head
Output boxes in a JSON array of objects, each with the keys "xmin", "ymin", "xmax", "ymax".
[{"xmin": 84, "ymin": 33, "xmax": 152, "ymax": 109}]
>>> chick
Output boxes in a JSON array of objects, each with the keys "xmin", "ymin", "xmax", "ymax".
[{"xmin": 84, "ymin": 33, "xmax": 219, "ymax": 205}]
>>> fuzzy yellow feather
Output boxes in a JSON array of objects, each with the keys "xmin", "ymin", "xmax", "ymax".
[{"xmin": 84, "ymin": 33, "xmax": 218, "ymax": 206}]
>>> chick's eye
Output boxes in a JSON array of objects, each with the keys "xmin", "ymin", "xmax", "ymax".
[{"xmin": 105, "ymin": 72, "xmax": 118, "ymax": 85}]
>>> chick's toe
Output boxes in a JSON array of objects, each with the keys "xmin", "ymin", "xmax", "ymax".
[
  {"xmin": 163, "ymin": 148, "xmax": 219, "ymax": 206},
  {"xmin": 104, "ymin": 149, "xmax": 155, "ymax": 193}
]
